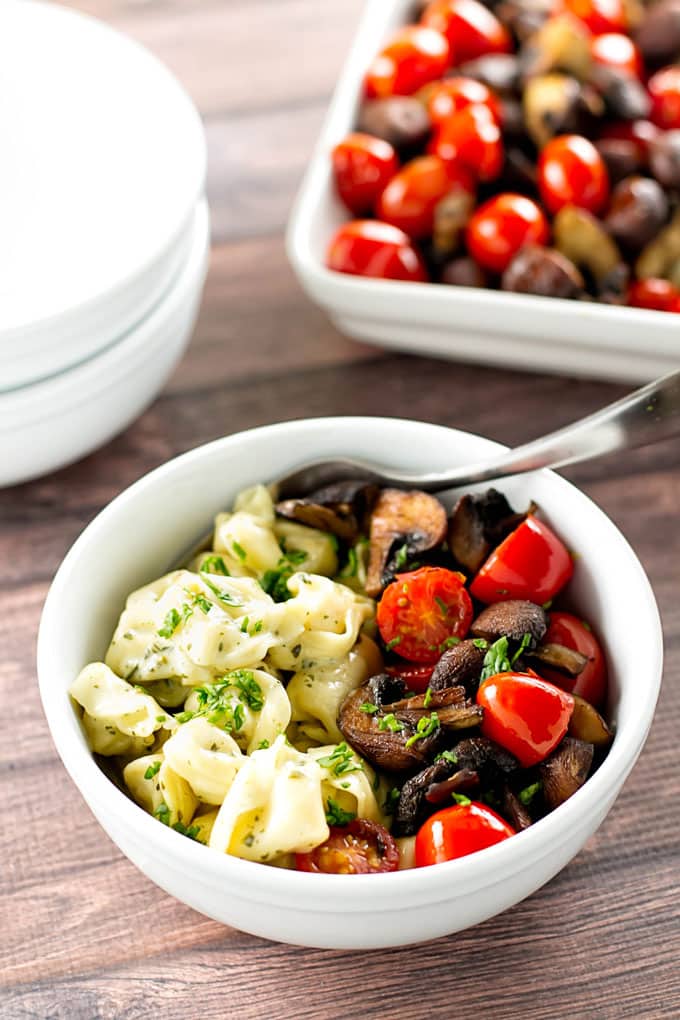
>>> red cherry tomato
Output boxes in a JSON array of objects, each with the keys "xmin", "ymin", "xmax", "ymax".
[
  {"xmin": 331, "ymin": 133, "xmax": 400, "ymax": 216},
  {"xmin": 326, "ymin": 220, "xmax": 428, "ymax": 282},
  {"xmin": 429, "ymin": 104, "xmax": 504, "ymax": 181},
  {"xmin": 590, "ymin": 33, "xmax": 644, "ymax": 78},
  {"xmin": 648, "ymin": 66, "xmax": 680, "ymax": 130},
  {"xmin": 377, "ymin": 566, "xmax": 474, "ymax": 663},
  {"xmin": 599, "ymin": 119, "xmax": 659, "ymax": 157},
  {"xmin": 376, "ymin": 155, "xmax": 474, "ymax": 238},
  {"xmin": 365, "ymin": 25, "xmax": 451, "ymax": 98},
  {"xmin": 540, "ymin": 612, "xmax": 607, "ymax": 706},
  {"xmin": 628, "ymin": 278, "xmax": 680, "ymax": 312},
  {"xmin": 427, "ymin": 77, "xmax": 502, "ymax": 125},
  {"xmin": 466, "ymin": 193, "xmax": 549, "ymax": 273},
  {"xmin": 295, "ymin": 819, "xmax": 399, "ymax": 874},
  {"xmin": 421, "ymin": 0, "xmax": 512, "ymax": 63},
  {"xmin": 415, "ymin": 801, "xmax": 515, "ymax": 866},
  {"xmin": 385, "ymin": 662, "xmax": 436, "ymax": 693},
  {"xmin": 563, "ymin": 0, "xmax": 627, "ymax": 35},
  {"xmin": 537, "ymin": 135, "xmax": 610, "ymax": 215},
  {"xmin": 470, "ymin": 515, "xmax": 574, "ymax": 605},
  {"xmin": 477, "ymin": 672, "xmax": 575, "ymax": 767}
]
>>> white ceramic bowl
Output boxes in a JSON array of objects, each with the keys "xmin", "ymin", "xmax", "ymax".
[
  {"xmin": 286, "ymin": 0, "xmax": 680, "ymax": 384},
  {"xmin": 38, "ymin": 418, "xmax": 662, "ymax": 949},
  {"xmin": 0, "ymin": 200, "xmax": 209, "ymax": 488}
]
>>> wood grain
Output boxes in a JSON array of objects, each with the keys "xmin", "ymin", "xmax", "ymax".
[{"xmin": 2, "ymin": 2, "xmax": 679, "ymax": 1018}]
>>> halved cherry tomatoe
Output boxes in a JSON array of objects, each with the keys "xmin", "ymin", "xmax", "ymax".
[
  {"xmin": 476, "ymin": 672, "xmax": 575, "ymax": 767},
  {"xmin": 295, "ymin": 819, "xmax": 400, "ymax": 873},
  {"xmin": 377, "ymin": 565, "xmax": 474, "ymax": 663},
  {"xmin": 421, "ymin": 0, "xmax": 512, "ymax": 63},
  {"xmin": 331, "ymin": 133, "xmax": 400, "ymax": 215},
  {"xmin": 429, "ymin": 104, "xmax": 504, "ymax": 181},
  {"xmin": 540, "ymin": 612, "xmax": 608, "ymax": 706},
  {"xmin": 376, "ymin": 155, "xmax": 474, "ymax": 238},
  {"xmin": 415, "ymin": 801, "xmax": 516, "ymax": 866},
  {"xmin": 465, "ymin": 193, "xmax": 549, "ymax": 273},
  {"xmin": 365, "ymin": 25, "xmax": 451, "ymax": 99},
  {"xmin": 537, "ymin": 135, "xmax": 610, "ymax": 216},
  {"xmin": 326, "ymin": 220, "xmax": 429, "ymax": 282},
  {"xmin": 470, "ymin": 515, "xmax": 574, "ymax": 605},
  {"xmin": 648, "ymin": 66, "xmax": 680, "ymax": 130},
  {"xmin": 427, "ymin": 76, "xmax": 502, "ymax": 126}
]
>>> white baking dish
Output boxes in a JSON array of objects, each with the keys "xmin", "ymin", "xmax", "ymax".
[{"xmin": 286, "ymin": 0, "xmax": 680, "ymax": 383}]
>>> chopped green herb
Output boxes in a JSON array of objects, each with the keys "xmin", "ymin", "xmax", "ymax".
[
  {"xmin": 171, "ymin": 820, "xmax": 201, "ymax": 841},
  {"xmin": 200, "ymin": 555, "xmax": 230, "ymax": 576},
  {"xmin": 257, "ymin": 739, "xmax": 270, "ymax": 750},
  {"xmin": 360, "ymin": 702, "xmax": 380, "ymax": 715},
  {"xmin": 439, "ymin": 636, "xmax": 461, "ymax": 651},
  {"xmin": 452, "ymin": 793, "xmax": 471, "ymax": 806},
  {"xmin": 249, "ymin": 619, "xmax": 263, "ymax": 635},
  {"xmin": 325, "ymin": 797, "xmax": 356, "ymax": 827},
  {"xmin": 435, "ymin": 749, "xmax": 458, "ymax": 765},
  {"xmin": 385, "ymin": 636, "xmax": 402, "ymax": 651},
  {"xmin": 229, "ymin": 670, "xmax": 264, "ymax": 711},
  {"xmin": 232, "ymin": 540, "xmax": 247, "ymax": 561},
  {"xmin": 511, "ymin": 632, "xmax": 533, "ymax": 665},
  {"xmin": 472, "ymin": 638, "xmax": 489, "ymax": 650},
  {"xmin": 154, "ymin": 802, "xmax": 171, "ymax": 825},
  {"xmin": 518, "ymin": 781, "xmax": 542, "ymax": 807},
  {"xmin": 202, "ymin": 577, "xmax": 243, "ymax": 607},
  {"xmin": 317, "ymin": 742, "xmax": 362, "ymax": 777},
  {"xmin": 404, "ymin": 711, "xmax": 440, "ymax": 748},
  {"xmin": 393, "ymin": 543, "xmax": 409, "ymax": 570},
  {"xmin": 155, "ymin": 715, "xmax": 168, "ymax": 724},
  {"xmin": 423, "ymin": 687, "xmax": 433, "ymax": 708},
  {"xmin": 284, "ymin": 547, "xmax": 307, "ymax": 566},
  {"xmin": 144, "ymin": 761, "xmax": 161, "ymax": 780},
  {"xmin": 581, "ymin": 619, "xmax": 592, "ymax": 632},
  {"xmin": 480, "ymin": 636, "xmax": 512, "ymax": 681},
  {"xmin": 191, "ymin": 591, "xmax": 212, "ymax": 615},
  {"xmin": 541, "ymin": 599, "xmax": 553, "ymax": 610},
  {"xmin": 261, "ymin": 567, "xmax": 293, "ymax": 602},
  {"xmin": 176, "ymin": 710, "xmax": 194, "ymax": 724},
  {"xmin": 384, "ymin": 787, "xmax": 401, "ymax": 814},
  {"xmin": 240, "ymin": 616, "xmax": 250, "ymax": 634},
  {"xmin": 434, "ymin": 596, "xmax": 449, "ymax": 616},
  {"xmin": 157, "ymin": 608, "xmax": 182, "ymax": 639},
  {"xmin": 378, "ymin": 713, "xmax": 404, "ymax": 734},
  {"xmin": 340, "ymin": 546, "xmax": 358, "ymax": 578}
]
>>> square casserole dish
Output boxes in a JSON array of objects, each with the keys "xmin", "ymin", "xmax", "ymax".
[{"xmin": 286, "ymin": 0, "xmax": 680, "ymax": 383}]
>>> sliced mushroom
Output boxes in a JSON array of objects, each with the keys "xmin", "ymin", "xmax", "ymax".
[
  {"xmin": 366, "ymin": 488, "xmax": 448, "ymax": 596},
  {"xmin": 453, "ymin": 736, "xmax": 519, "ymax": 784},
  {"xmin": 523, "ymin": 73, "xmax": 602, "ymax": 148},
  {"xmin": 275, "ymin": 480, "xmax": 376, "ymax": 542},
  {"xmin": 568, "ymin": 694, "xmax": 614, "ymax": 747},
  {"xmin": 496, "ymin": 0, "xmax": 555, "ymax": 41},
  {"xmin": 392, "ymin": 757, "xmax": 459, "ymax": 836},
  {"xmin": 440, "ymin": 256, "xmax": 488, "ymax": 288},
  {"xmin": 590, "ymin": 64, "xmax": 651, "ymax": 121},
  {"xmin": 520, "ymin": 14, "xmax": 592, "ymax": 80},
  {"xmin": 595, "ymin": 138, "xmax": 644, "ymax": 188},
  {"xmin": 433, "ymin": 188, "xmax": 476, "ymax": 255},
  {"xmin": 424, "ymin": 768, "xmax": 481, "ymax": 806},
  {"xmin": 604, "ymin": 176, "xmax": 669, "ymax": 251},
  {"xmin": 501, "ymin": 244, "xmax": 584, "ymax": 298},
  {"xmin": 597, "ymin": 262, "xmax": 631, "ymax": 305},
  {"xmin": 472, "ymin": 600, "xmax": 548, "ymax": 645},
  {"xmin": 636, "ymin": 208, "xmax": 680, "ymax": 281},
  {"xmin": 527, "ymin": 641, "xmax": 589, "ymax": 676},
  {"xmin": 390, "ymin": 686, "xmax": 467, "ymax": 713},
  {"xmin": 649, "ymin": 131, "xmax": 680, "ymax": 190},
  {"xmin": 634, "ymin": 0, "xmax": 680, "ymax": 65},
  {"xmin": 539, "ymin": 737, "xmax": 594, "ymax": 809},
  {"xmin": 457, "ymin": 54, "xmax": 522, "ymax": 95},
  {"xmin": 366, "ymin": 672, "xmax": 407, "ymax": 707},
  {"xmin": 357, "ymin": 97, "xmax": 431, "ymax": 151},
  {"xmin": 338, "ymin": 687, "xmax": 443, "ymax": 772},
  {"xmin": 554, "ymin": 205, "xmax": 623, "ymax": 283},
  {"xmin": 448, "ymin": 488, "xmax": 532, "ymax": 573},
  {"xmin": 429, "ymin": 640, "xmax": 487, "ymax": 693},
  {"xmin": 502, "ymin": 785, "xmax": 533, "ymax": 830}
]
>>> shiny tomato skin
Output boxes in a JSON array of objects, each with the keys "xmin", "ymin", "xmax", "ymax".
[
  {"xmin": 477, "ymin": 672, "xmax": 575, "ymax": 767},
  {"xmin": 376, "ymin": 155, "xmax": 474, "ymax": 238},
  {"xmin": 295, "ymin": 819, "xmax": 400, "ymax": 874},
  {"xmin": 590, "ymin": 33, "xmax": 644, "ymax": 78},
  {"xmin": 540, "ymin": 612, "xmax": 607, "ymax": 706},
  {"xmin": 599, "ymin": 119, "xmax": 659, "ymax": 157},
  {"xmin": 331, "ymin": 133, "xmax": 400, "ymax": 215},
  {"xmin": 563, "ymin": 0, "xmax": 627, "ymax": 35},
  {"xmin": 415, "ymin": 802, "xmax": 515, "ymax": 866},
  {"xmin": 326, "ymin": 220, "xmax": 429, "ymax": 282},
  {"xmin": 466, "ymin": 193, "xmax": 549, "ymax": 273},
  {"xmin": 648, "ymin": 66, "xmax": 680, "ymax": 130},
  {"xmin": 429, "ymin": 104, "xmax": 504, "ymax": 180},
  {"xmin": 427, "ymin": 77, "xmax": 502, "ymax": 125},
  {"xmin": 385, "ymin": 662, "xmax": 436, "ymax": 693},
  {"xmin": 537, "ymin": 135, "xmax": 610, "ymax": 215},
  {"xmin": 628, "ymin": 278, "xmax": 680, "ymax": 312},
  {"xmin": 421, "ymin": 0, "xmax": 512, "ymax": 63},
  {"xmin": 365, "ymin": 25, "xmax": 451, "ymax": 98},
  {"xmin": 377, "ymin": 566, "xmax": 474, "ymax": 663},
  {"xmin": 470, "ymin": 515, "xmax": 574, "ymax": 605}
]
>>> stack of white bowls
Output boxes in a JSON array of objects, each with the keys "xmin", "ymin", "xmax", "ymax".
[{"xmin": 0, "ymin": 1, "xmax": 209, "ymax": 487}]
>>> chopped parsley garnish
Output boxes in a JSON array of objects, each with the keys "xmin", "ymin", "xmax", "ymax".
[
  {"xmin": 283, "ymin": 546, "xmax": 307, "ymax": 566},
  {"xmin": 404, "ymin": 711, "xmax": 440, "ymax": 748},
  {"xmin": 423, "ymin": 687, "xmax": 433, "ymax": 708},
  {"xmin": 249, "ymin": 620, "xmax": 263, "ymax": 635},
  {"xmin": 171, "ymin": 820, "xmax": 201, "ymax": 841},
  {"xmin": 190, "ymin": 591, "xmax": 213, "ymax": 615},
  {"xmin": 472, "ymin": 638, "xmax": 489, "ymax": 650},
  {"xmin": 192, "ymin": 670, "xmax": 263, "ymax": 730},
  {"xmin": 144, "ymin": 761, "xmax": 161, "ymax": 780},
  {"xmin": 340, "ymin": 546, "xmax": 358, "ymax": 578},
  {"xmin": 176, "ymin": 710, "xmax": 194, "ymax": 723},
  {"xmin": 435, "ymin": 749, "xmax": 459, "ymax": 765},
  {"xmin": 439, "ymin": 636, "xmax": 461, "ymax": 651},
  {"xmin": 360, "ymin": 702, "xmax": 380, "ymax": 714},
  {"xmin": 480, "ymin": 633, "xmax": 533, "ymax": 682},
  {"xmin": 157, "ymin": 608, "xmax": 182, "ymax": 639},
  {"xmin": 257, "ymin": 739, "xmax": 270, "ymax": 750},
  {"xmin": 434, "ymin": 596, "xmax": 449, "ymax": 616},
  {"xmin": 155, "ymin": 715, "xmax": 168, "ymax": 724},
  {"xmin": 232, "ymin": 540, "xmax": 247, "ymax": 562},
  {"xmin": 384, "ymin": 787, "xmax": 401, "ymax": 814},
  {"xmin": 393, "ymin": 543, "xmax": 409, "ymax": 570},
  {"xmin": 385, "ymin": 636, "xmax": 402, "ymax": 651},
  {"xmin": 261, "ymin": 567, "xmax": 293, "ymax": 602},
  {"xmin": 200, "ymin": 555, "xmax": 230, "ymax": 576},
  {"xmin": 154, "ymin": 802, "xmax": 171, "ymax": 825},
  {"xmin": 317, "ymin": 742, "xmax": 362, "ymax": 777},
  {"xmin": 452, "ymin": 793, "xmax": 471, "ymax": 806},
  {"xmin": 325, "ymin": 798, "xmax": 356, "ymax": 827},
  {"xmin": 378, "ymin": 713, "xmax": 404, "ymax": 733},
  {"xmin": 541, "ymin": 599, "xmax": 553, "ymax": 610},
  {"xmin": 240, "ymin": 616, "xmax": 249, "ymax": 633},
  {"xmin": 202, "ymin": 577, "xmax": 243, "ymax": 607},
  {"xmin": 518, "ymin": 781, "xmax": 542, "ymax": 806},
  {"xmin": 230, "ymin": 670, "xmax": 265, "ymax": 711}
]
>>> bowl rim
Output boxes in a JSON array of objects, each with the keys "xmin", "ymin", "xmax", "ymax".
[{"xmin": 37, "ymin": 417, "xmax": 663, "ymax": 909}]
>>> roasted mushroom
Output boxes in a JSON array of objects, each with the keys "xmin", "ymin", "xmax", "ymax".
[
  {"xmin": 429, "ymin": 640, "xmax": 487, "ymax": 693},
  {"xmin": 636, "ymin": 208, "xmax": 680, "ymax": 281},
  {"xmin": 433, "ymin": 188, "xmax": 476, "ymax": 255},
  {"xmin": 527, "ymin": 641, "xmax": 589, "ymax": 676},
  {"xmin": 634, "ymin": 0, "xmax": 680, "ymax": 65},
  {"xmin": 450, "ymin": 735, "xmax": 519, "ymax": 780},
  {"xmin": 471, "ymin": 599, "xmax": 548, "ymax": 645},
  {"xmin": 649, "ymin": 131, "xmax": 680, "ymax": 190},
  {"xmin": 590, "ymin": 64, "xmax": 651, "ymax": 121},
  {"xmin": 392, "ymin": 757, "xmax": 473, "ymax": 836},
  {"xmin": 595, "ymin": 138, "xmax": 644, "ymax": 187},
  {"xmin": 604, "ymin": 176, "xmax": 669, "ymax": 251},
  {"xmin": 357, "ymin": 96, "xmax": 431, "ymax": 151},
  {"xmin": 520, "ymin": 14, "xmax": 592, "ymax": 80},
  {"xmin": 553, "ymin": 204, "xmax": 623, "ymax": 283},
  {"xmin": 440, "ymin": 256, "xmax": 488, "ymax": 288},
  {"xmin": 597, "ymin": 262, "xmax": 631, "ymax": 305},
  {"xmin": 502, "ymin": 784, "xmax": 533, "ymax": 830},
  {"xmin": 568, "ymin": 694, "xmax": 614, "ymax": 746},
  {"xmin": 448, "ymin": 488, "xmax": 532, "ymax": 573},
  {"xmin": 366, "ymin": 488, "xmax": 448, "ymax": 596},
  {"xmin": 523, "ymin": 73, "xmax": 600, "ymax": 148},
  {"xmin": 501, "ymin": 244, "xmax": 584, "ymax": 298},
  {"xmin": 457, "ymin": 53, "xmax": 522, "ymax": 94},
  {"xmin": 275, "ymin": 480, "xmax": 376, "ymax": 542},
  {"xmin": 539, "ymin": 737, "xmax": 594, "ymax": 809}
]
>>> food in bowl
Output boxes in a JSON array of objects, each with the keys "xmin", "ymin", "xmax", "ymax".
[
  {"xmin": 325, "ymin": 0, "xmax": 680, "ymax": 312},
  {"xmin": 70, "ymin": 479, "xmax": 613, "ymax": 873}
]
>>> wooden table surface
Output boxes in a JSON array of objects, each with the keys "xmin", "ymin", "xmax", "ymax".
[{"xmin": 3, "ymin": 2, "xmax": 679, "ymax": 1017}]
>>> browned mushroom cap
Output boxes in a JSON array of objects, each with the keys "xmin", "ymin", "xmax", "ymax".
[
  {"xmin": 365, "ymin": 488, "xmax": 448, "ymax": 597},
  {"xmin": 501, "ymin": 244, "xmax": 584, "ymax": 299},
  {"xmin": 424, "ymin": 769, "xmax": 481, "ymax": 806},
  {"xmin": 539, "ymin": 737, "xmax": 594, "ymax": 809},
  {"xmin": 337, "ymin": 687, "xmax": 441, "ymax": 772},
  {"xmin": 389, "ymin": 686, "xmax": 483, "ymax": 730},
  {"xmin": 457, "ymin": 54, "xmax": 522, "ymax": 94},
  {"xmin": 440, "ymin": 256, "xmax": 488, "ymax": 288},
  {"xmin": 527, "ymin": 642, "xmax": 589, "ymax": 676},
  {"xmin": 634, "ymin": 0, "xmax": 680, "ymax": 65},
  {"xmin": 502, "ymin": 785, "xmax": 533, "ymax": 830},
  {"xmin": 275, "ymin": 480, "xmax": 377, "ymax": 542},
  {"xmin": 649, "ymin": 131, "xmax": 680, "ymax": 190},
  {"xmin": 453, "ymin": 735, "xmax": 519, "ymax": 780},
  {"xmin": 429, "ymin": 640, "xmax": 487, "ymax": 693},
  {"xmin": 448, "ymin": 488, "xmax": 533, "ymax": 574},
  {"xmin": 568, "ymin": 694, "xmax": 614, "ymax": 747},
  {"xmin": 357, "ymin": 97, "xmax": 431, "ymax": 151},
  {"xmin": 604, "ymin": 176, "xmax": 669, "ymax": 251},
  {"xmin": 590, "ymin": 64, "xmax": 651, "ymax": 120},
  {"xmin": 392, "ymin": 757, "xmax": 468, "ymax": 836},
  {"xmin": 597, "ymin": 262, "xmax": 631, "ymax": 305},
  {"xmin": 472, "ymin": 600, "xmax": 548, "ymax": 645},
  {"xmin": 595, "ymin": 138, "xmax": 644, "ymax": 187}
]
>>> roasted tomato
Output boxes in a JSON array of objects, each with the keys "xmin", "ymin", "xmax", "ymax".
[
  {"xmin": 365, "ymin": 25, "xmax": 451, "ymax": 98},
  {"xmin": 470, "ymin": 515, "xmax": 574, "ymax": 605},
  {"xmin": 476, "ymin": 672, "xmax": 575, "ymax": 767},
  {"xmin": 563, "ymin": 0, "xmax": 627, "ymax": 36},
  {"xmin": 537, "ymin": 135, "xmax": 610, "ymax": 216},
  {"xmin": 415, "ymin": 801, "xmax": 516, "ymax": 865},
  {"xmin": 540, "ymin": 612, "xmax": 607, "ymax": 706},
  {"xmin": 466, "ymin": 193, "xmax": 549, "ymax": 273},
  {"xmin": 326, "ymin": 220, "xmax": 429, "ymax": 282},
  {"xmin": 429, "ymin": 103, "xmax": 504, "ymax": 180},
  {"xmin": 331, "ymin": 133, "xmax": 400, "ymax": 215},
  {"xmin": 628, "ymin": 278, "xmax": 680, "ymax": 312},
  {"xmin": 295, "ymin": 819, "xmax": 400, "ymax": 873},
  {"xmin": 385, "ymin": 662, "xmax": 436, "ymax": 693},
  {"xmin": 377, "ymin": 565, "xmax": 474, "ymax": 663},
  {"xmin": 590, "ymin": 33, "xmax": 643, "ymax": 78},
  {"xmin": 376, "ymin": 155, "xmax": 474, "ymax": 238},
  {"xmin": 648, "ymin": 66, "xmax": 680, "ymax": 130},
  {"xmin": 427, "ymin": 76, "xmax": 502, "ymax": 125},
  {"xmin": 599, "ymin": 119, "xmax": 659, "ymax": 157},
  {"xmin": 421, "ymin": 0, "xmax": 512, "ymax": 63}
]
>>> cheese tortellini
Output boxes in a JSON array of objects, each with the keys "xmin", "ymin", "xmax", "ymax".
[{"xmin": 71, "ymin": 484, "xmax": 385, "ymax": 867}]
